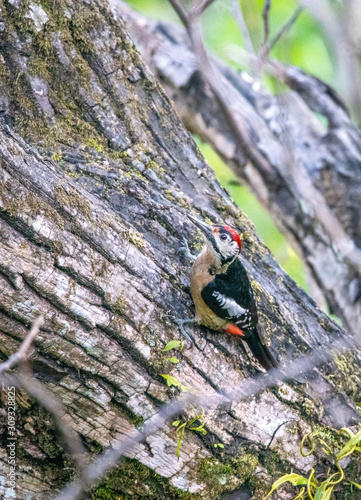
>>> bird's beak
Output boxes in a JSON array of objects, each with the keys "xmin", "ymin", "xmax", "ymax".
[{"xmin": 188, "ymin": 214, "xmax": 214, "ymax": 241}]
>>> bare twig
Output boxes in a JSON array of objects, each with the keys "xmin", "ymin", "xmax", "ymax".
[
  {"xmin": 190, "ymin": 0, "xmax": 217, "ymax": 18},
  {"xmin": 262, "ymin": 0, "xmax": 272, "ymax": 44},
  {"xmin": 169, "ymin": 0, "xmax": 188, "ymax": 26},
  {"xmin": 231, "ymin": 0, "xmax": 256, "ymax": 57},
  {"xmin": 0, "ymin": 315, "xmax": 43, "ymax": 374},
  {"xmin": 259, "ymin": 5, "xmax": 303, "ymax": 62},
  {"xmin": 269, "ymin": 6, "xmax": 303, "ymax": 52},
  {"xmin": 300, "ymin": 0, "xmax": 361, "ymax": 120}
]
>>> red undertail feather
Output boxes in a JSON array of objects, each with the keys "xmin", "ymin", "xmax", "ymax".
[{"xmin": 224, "ymin": 324, "xmax": 244, "ymax": 336}]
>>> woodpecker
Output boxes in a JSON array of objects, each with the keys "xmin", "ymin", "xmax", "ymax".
[{"xmin": 188, "ymin": 215, "xmax": 277, "ymax": 370}]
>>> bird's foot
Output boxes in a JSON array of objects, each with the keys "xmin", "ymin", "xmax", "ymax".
[
  {"xmin": 178, "ymin": 237, "xmax": 196, "ymax": 262},
  {"xmin": 167, "ymin": 315, "xmax": 195, "ymax": 347}
]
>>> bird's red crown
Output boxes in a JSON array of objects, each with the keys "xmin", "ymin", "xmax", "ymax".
[
  {"xmin": 213, "ymin": 224, "xmax": 242, "ymax": 251},
  {"xmin": 223, "ymin": 226, "xmax": 242, "ymax": 251}
]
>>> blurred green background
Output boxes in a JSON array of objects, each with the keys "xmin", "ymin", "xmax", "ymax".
[{"xmin": 124, "ymin": 0, "xmax": 337, "ymax": 293}]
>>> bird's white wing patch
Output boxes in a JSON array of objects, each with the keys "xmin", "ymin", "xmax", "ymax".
[{"xmin": 212, "ymin": 291, "xmax": 247, "ymax": 318}]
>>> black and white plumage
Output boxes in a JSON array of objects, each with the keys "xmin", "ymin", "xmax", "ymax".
[
  {"xmin": 201, "ymin": 258, "xmax": 257, "ymax": 331},
  {"xmin": 189, "ymin": 215, "xmax": 277, "ymax": 370}
]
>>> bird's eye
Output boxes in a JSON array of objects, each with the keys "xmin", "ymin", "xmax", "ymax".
[{"xmin": 220, "ymin": 234, "xmax": 227, "ymax": 241}]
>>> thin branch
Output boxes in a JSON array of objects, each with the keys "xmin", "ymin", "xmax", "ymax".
[
  {"xmin": 168, "ymin": 0, "xmax": 189, "ymax": 26},
  {"xmin": 262, "ymin": 0, "xmax": 272, "ymax": 44},
  {"xmin": 259, "ymin": 5, "xmax": 303, "ymax": 62},
  {"xmin": 269, "ymin": 6, "xmax": 303, "ymax": 53},
  {"xmin": 0, "ymin": 315, "xmax": 43, "ymax": 374},
  {"xmin": 190, "ymin": 0, "xmax": 217, "ymax": 18},
  {"xmin": 231, "ymin": 0, "xmax": 256, "ymax": 56},
  {"xmin": 301, "ymin": 0, "xmax": 361, "ymax": 120}
]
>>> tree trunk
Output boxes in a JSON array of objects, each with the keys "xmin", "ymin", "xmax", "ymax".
[{"xmin": 0, "ymin": 1, "xmax": 360, "ymax": 499}]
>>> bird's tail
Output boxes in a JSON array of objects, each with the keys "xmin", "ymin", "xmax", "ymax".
[{"xmin": 244, "ymin": 326, "xmax": 277, "ymax": 370}]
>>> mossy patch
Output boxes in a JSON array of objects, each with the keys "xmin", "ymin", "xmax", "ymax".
[
  {"xmin": 259, "ymin": 448, "xmax": 289, "ymax": 477},
  {"xmin": 1, "ymin": 0, "xmax": 110, "ymax": 149},
  {"xmin": 330, "ymin": 352, "xmax": 361, "ymax": 401},
  {"xmin": 68, "ymin": 4, "xmax": 101, "ymax": 56},
  {"xmin": 196, "ymin": 453, "xmax": 258, "ymax": 499},
  {"xmin": 343, "ymin": 459, "xmax": 361, "ymax": 499},
  {"xmin": 198, "ymin": 458, "xmax": 234, "ymax": 497},
  {"xmin": 147, "ymin": 159, "xmax": 165, "ymax": 178},
  {"xmin": 51, "ymin": 151, "xmax": 63, "ymax": 161},
  {"xmin": 104, "ymin": 292, "xmax": 130, "ymax": 318},
  {"xmin": 54, "ymin": 184, "xmax": 92, "ymax": 218},
  {"xmin": 0, "ymin": 179, "xmax": 65, "ymax": 229},
  {"xmin": 89, "ymin": 251, "xmax": 110, "ymax": 279},
  {"xmin": 121, "ymin": 227, "xmax": 147, "ymax": 250},
  {"xmin": 86, "ymin": 137, "xmax": 105, "ymax": 154},
  {"xmin": 91, "ymin": 458, "xmax": 201, "ymax": 500},
  {"xmin": 65, "ymin": 277, "xmax": 77, "ymax": 301},
  {"xmin": 109, "ymin": 293, "xmax": 128, "ymax": 316},
  {"xmin": 232, "ymin": 453, "xmax": 259, "ymax": 482}
]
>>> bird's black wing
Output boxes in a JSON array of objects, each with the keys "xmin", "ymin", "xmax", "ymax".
[
  {"xmin": 201, "ymin": 258, "xmax": 257, "ymax": 329},
  {"xmin": 202, "ymin": 259, "xmax": 277, "ymax": 369}
]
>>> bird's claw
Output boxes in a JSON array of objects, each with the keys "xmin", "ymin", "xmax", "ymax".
[
  {"xmin": 179, "ymin": 237, "xmax": 196, "ymax": 262},
  {"xmin": 167, "ymin": 314, "xmax": 195, "ymax": 347}
]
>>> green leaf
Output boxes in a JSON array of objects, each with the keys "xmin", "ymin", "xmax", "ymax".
[
  {"xmin": 163, "ymin": 340, "xmax": 182, "ymax": 352},
  {"xmin": 190, "ymin": 425, "xmax": 205, "ymax": 432},
  {"xmin": 314, "ymin": 487, "xmax": 324, "ymax": 500},
  {"xmin": 161, "ymin": 374, "xmax": 181, "ymax": 387},
  {"xmin": 322, "ymin": 488, "xmax": 333, "ymax": 500},
  {"xmin": 180, "ymin": 384, "xmax": 196, "ymax": 393},
  {"xmin": 339, "ymin": 427, "xmax": 354, "ymax": 438},
  {"xmin": 166, "ymin": 357, "xmax": 179, "ymax": 363},
  {"xmin": 264, "ymin": 474, "xmax": 308, "ymax": 499},
  {"xmin": 313, "ymin": 485, "xmax": 334, "ymax": 500},
  {"xmin": 314, "ymin": 489, "xmax": 321, "ymax": 500},
  {"xmin": 337, "ymin": 429, "xmax": 361, "ymax": 461},
  {"xmin": 214, "ymin": 443, "xmax": 224, "ymax": 448},
  {"xmin": 172, "ymin": 420, "xmax": 180, "ymax": 427}
]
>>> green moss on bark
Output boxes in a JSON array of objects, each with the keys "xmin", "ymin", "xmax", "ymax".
[{"xmin": 91, "ymin": 458, "xmax": 201, "ymax": 500}]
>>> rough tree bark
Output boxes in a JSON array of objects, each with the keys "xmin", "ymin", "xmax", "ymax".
[
  {"xmin": 0, "ymin": 1, "xmax": 360, "ymax": 499},
  {"xmin": 115, "ymin": 1, "xmax": 361, "ymax": 338}
]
